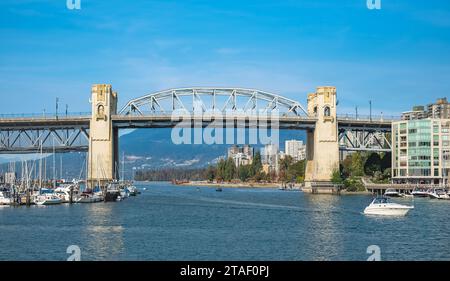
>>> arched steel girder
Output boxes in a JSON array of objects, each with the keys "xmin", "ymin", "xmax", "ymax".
[{"xmin": 119, "ymin": 88, "xmax": 309, "ymax": 117}]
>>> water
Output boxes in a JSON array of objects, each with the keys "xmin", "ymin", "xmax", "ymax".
[{"xmin": 0, "ymin": 182, "xmax": 449, "ymax": 261}]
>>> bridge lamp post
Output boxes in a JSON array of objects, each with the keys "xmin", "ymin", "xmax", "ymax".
[
  {"xmin": 56, "ymin": 97, "xmax": 59, "ymax": 120},
  {"xmin": 369, "ymin": 100, "xmax": 372, "ymax": 122}
]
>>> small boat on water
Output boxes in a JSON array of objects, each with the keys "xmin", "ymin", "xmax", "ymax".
[
  {"xmin": 428, "ymin": 188, "xmax": 450, "ymax": 200},
  {"xmin": 384, "ymin": 188, "xmax": 402, "ymax": 198},
  {"xmin": 34, "ymin": 194, "xmax": 62, "ymax": 206},
  {"xmin": 364, "ymin": 197, "xmax": 414, "ymax": 216},
  {"xmin": 216, "ymin": 188, "xmax": 223, "ymax": 192},
  {"xmin": 411, "ymin": 187, "xmax": 429, "ymax": 198}
]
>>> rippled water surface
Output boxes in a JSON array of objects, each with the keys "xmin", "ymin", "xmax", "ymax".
[{"xmin": 1, "ymin": 182, "xmax": 449, "ymax": 261}]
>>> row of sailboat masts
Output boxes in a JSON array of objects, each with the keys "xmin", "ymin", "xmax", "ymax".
[{"xmin": 9, "ymin": 139, "xmax": 78, "ymax": 193}]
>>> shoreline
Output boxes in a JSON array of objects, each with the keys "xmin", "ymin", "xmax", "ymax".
[
  {"xmin": 175, "ymin": 181, "xmax": 282, "ymax": 189},
  {"xmin": 138, "ymin": 181, "xmax": 373, "ymax": 194}
]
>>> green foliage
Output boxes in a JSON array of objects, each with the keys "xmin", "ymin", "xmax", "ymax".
[
  {"xmin": 224, "ymin": 158, "xmax": 236, "ymax": 181},
  {"xmin": 364, "ymin": 153, "xmax": 382, "ymax": 176},
  {"xmin": 331, "ymin": 167, "xmax": 343, "ymax": 184},
  {"xmin": 350, "ymin": 152, "xmax": 365, "ymax": 177},
  {"xmin": 238, "ymin": 164, "xmax": 252, "ymax": 182},
  {"xmin": 344, "ymin": 177, "xmax": 365, "ymax": 192},
  {"xmin": 206, "ymin": 166, "xmax": 216, "ymax": 182},
  {"xmin": 252, "ymin": 151, "xmax": 263, "ymax": 175},
  {"xmin": 341, "ymin": 152, "xmax": 392, "ymax": 192}
]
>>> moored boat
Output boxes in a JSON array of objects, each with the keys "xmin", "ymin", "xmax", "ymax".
[
  {"xmin": 34, "ymin": 194, "xmax": 62, "ymax": 205},
  {"xmin": 77, "ymin": 190, "xmax": 103, "ymax": 203},
  {"xmin": 384, "ymin": 188, "xmax": 402, "ymax": 198},
  {"xmin": 428, "ymin": 188, "xmax": 450, "ymax": 200},
  {"xmin": 411, "ymin": 187, "xmax": 429, "ymax": 198},
  {"xmin": 0, "ymin": 191, "xmax": 11, "ymax": 205}
]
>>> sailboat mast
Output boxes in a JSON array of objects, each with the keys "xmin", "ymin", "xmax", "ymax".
[{"xmin": 53, "ymin": 138, "xmax": 56, "ymax": 189}]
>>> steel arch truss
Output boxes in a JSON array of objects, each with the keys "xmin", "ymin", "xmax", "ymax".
[
  {"xmin": 0, "ymin": 127, "xmax": 89, "ymax": 154},
  {"xmin": 338, "ymin": 128, "xmax": 391, "ymax": 152},
  {"xmin": 119, "ymin": 88, "xmax": 309, "ymax": 117}
]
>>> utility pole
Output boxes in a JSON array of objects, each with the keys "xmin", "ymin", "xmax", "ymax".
[
  {"xmin": 369, "ymin": 100, "xmax": 372, "ymax": 122},
  {"xmin": 56, "ymin": 97, "xmax": 59, "ymax": 120},
  {"xmin": 65, "ymin": 104, "xmax": 68, "ymax": 117},
  {"xmin": 355, "ymin": 106, "xmax": 358, "ymax": 120}
]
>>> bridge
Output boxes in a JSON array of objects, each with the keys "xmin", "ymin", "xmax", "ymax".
[{"xmin": 0, "ymin": 85, "xmax": 396, "ymax": 193}]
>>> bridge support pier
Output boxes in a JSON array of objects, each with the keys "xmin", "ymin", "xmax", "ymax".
[
  {"xmin": 304, "ymin": 86, "xmax": 340, "ymax": 194},
  {"xmin": 88, "ymin": 84, "xmax": 118, "ymax": 188}
]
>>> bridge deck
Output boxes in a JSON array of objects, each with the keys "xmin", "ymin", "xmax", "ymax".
[{"xmin": 0, "ymin": 115, "xmax": 394, "ymax": 130}]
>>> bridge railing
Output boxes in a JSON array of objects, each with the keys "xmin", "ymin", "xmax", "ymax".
[
  {"xmin": 0, "ymin": 112, "xmax": 91, "ymax": 120},
  {"xmin": 114, "ymin": 110, "xmax": 317, "ymax": 119},
  {"xmin": 337, "ymin": 114, "xmax": 401, "ymax": 122}
]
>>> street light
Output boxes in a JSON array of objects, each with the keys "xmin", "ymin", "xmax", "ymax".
[
  {"xmin": 369, "ymin": 100, "xmax": 372, "ymax": 122},
  {"xmin": 56, "ymin": 97, "xmax": 59, "ymax": 120}
]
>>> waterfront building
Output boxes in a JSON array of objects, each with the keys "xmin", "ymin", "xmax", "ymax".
[
  {"xmin": 401, "ymin": 98, "xmax": 450, "ymax": 120},
  {"xmin": 392, "ymin": 118, "xmax": 450, "ymax": 185},
  {"xmin": 227, "ymin": 145, "xmax": 253, "ymax": 167},
  {"xmin": 262, "ymin": 144, "xmax": 279, "ymax": 174},
  {"xmin": 401, "ymin": 106, "xmax": 427, "ymax": 120},
  {"xmin": 285, "ymin": 140, "xmax": 306, "ymax": 162},
  {"xmin": 428, "ymin": 98, "xmax": 450, "ymax": 119}
]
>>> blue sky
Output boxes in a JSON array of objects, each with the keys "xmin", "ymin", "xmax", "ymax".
[{"xmin": 1, "ymin": 0, "xmax": 450, "ymax": 116}]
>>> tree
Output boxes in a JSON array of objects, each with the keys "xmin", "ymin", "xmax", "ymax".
[
  {"xmin": 206, "ymin": 166, "xmax": 216, "ymax": 182},
  {"xmin": 279, "ymin": 155, "xmax": 294, "ymax": 183},
  {"xmin": 331, "ymin": 167, "xmax": 343, "ymax": 184},
  {"xmin": 380, "ymin": 152, "xmax": 392, "ymax": 171},
  {"xmin": 251, "ymin": 151, "xmax": 263, "ymax": 176},
  {"xmin": 224, "ymin": 158, "xmax": 236, "ymax": 181},
  {"xmin": 350, "ymin": 152, "xmax": 365, "ymax": 177},
  {"xmin": 216, "ymin": 159, "xmax": 226, "ymax": 182},
  {"xmin": 364, "ymin": 153, "xmax": 382, "ymax": 176},
  {"xmin": 238, "ymin": 165, "xmax": 251, "ymax": 182}
]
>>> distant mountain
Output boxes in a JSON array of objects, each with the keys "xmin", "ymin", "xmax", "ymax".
[
  {"xmin": 119, "ymin": 128, "xmax": 306, "ymax": 169},
  {"xmin": 0, "ymin": 128, "xmax": 306, "ymax": 180}
]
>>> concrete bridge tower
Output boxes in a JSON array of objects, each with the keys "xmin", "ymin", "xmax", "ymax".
[
  {"xmin": 88, "ymin": 84, "xmax": 119, "ymax": 188},
  {"xmin": 304, "ymin": 86, "xmax": 340, "ymax": 193}
]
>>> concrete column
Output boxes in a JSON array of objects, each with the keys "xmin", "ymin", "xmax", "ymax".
[
  {"xmin": 88, "ymin": 84, "xmax": 118, "ymax": 188},
  {"xmin": 304, "ymin": 86, "xmax": 340, "ymax": 193}
]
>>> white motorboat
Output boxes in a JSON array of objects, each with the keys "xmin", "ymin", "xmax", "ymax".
[
  {"xmin": 120, "ymin": 188, "xmax": 130, "ymax": 199},
  {"xmin": 126, "ymin": 185, "xmax": 138, "ymax": 196},
  {"xmin": 77, "ymin": 192, "xmax": 103, "ymax": 203},
  {"xmin": 54, "ymin": 185, "xmax": 80, "ymax": 203},
  {"xmin": 0, "ymin": 191, "xmax": 11, "ymax": 205},
  {"xmin": 364, "ymin": 197, "xmax": 414, "ymax": 216},
  {"xmin": 428, "ymin": 188, "xmax": 450, "ymax": 200},
  {"xmin": 411, "ymin": 187, "xmax": 429, "ymax": 198},
  {"xmin": 34, "ymin": 194, "xmax": 62, "ymax": 205},
  {"xmin": 384, "ymin": 188, "xmax": 402, "ymax": 198}
]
